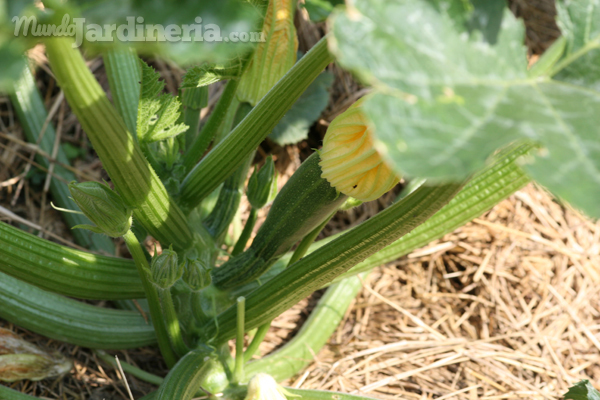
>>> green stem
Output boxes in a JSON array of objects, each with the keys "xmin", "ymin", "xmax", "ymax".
[
  {"xmin": 243, "ymin": 322, "xmax": 270, "ymax": 363},
  {"xmin": 94, "ymin": 350, "xmax": 164, "ymax": 386},
  {"xmin": 155, "ymin": 349, "xmax": 214, "ymax": 400},
  {"xmin": 140, "ymin": 141, "xmax": 167, "ymax": 177},
  {"xmin": 0, "ymin": 384, "xmax": 39, "ymax": 400},
  {"xmin": 10, "ymin": 63, "xmax": 115, "ymax": 254},
  {"xmin": 0, "ymin": 271, "xmax": 155, "ymax": 349},
  {"xmin": 234, "ymin": 296, "xmax": 246, "ymax": 384},
  {"xmin": 182, "ymin": 79, "xmax": 241, "ymax": 172},
  {"xmin": 245, "ymin": 271, "xmax": 368, "ymax": 381},
  {"xmin": 44, "ymin": 36, "xmax": 193, "ymax": 249},
  {"xmin": 286, "ymin": 388, "xmax": 379, "ymax": 400},
  {"xmin": 232, "ymin": 208, "xmax": 258, "ymax": 256},
  {"xmin": 200, "ymin": 182, "xmax": 463, "ymax": 344},
  {"xmin": 122, "ymin": 230, "xmax": 178, "ymax": 367},
  {"xmin": 213, "ymin": 96, "xmax": 241, "ymax": 145},
  {"xmin": 158, "ymin": 288, "xmax": 190, "ymax": 357},
  {"xmin": 203, "ymin": 154, "xmax": 253, "ymax": 244},
  {"xmin": 528, "ymin": 36, "xmax": 566, "ymax": 78},
  {"xmin": 287, "ymin": 210, "xmax": 335, "ymax": 267},
  {"xmin": 103, "ymin": 47, "xmax": 140, "ymax": 137},
  {"xmin": 179, "ymin": 36, "xmax": 334, "ymax": 209},
  {"xmin": 0, "ymin": 220, "xmax": 142, "ymax": 300},
  {"xmin": 182, "ymin": 86, "xmax": 208, "ymax": 147}
]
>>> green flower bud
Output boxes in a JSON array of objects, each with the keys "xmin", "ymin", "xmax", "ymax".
[
  {"xmin": 182, "ymin": 258, "xmax": 212, "ymax": 291},
  {"xmin": 150, "ymin": 247, "xmax": 182, "ymax": 289},
  {"xmin": 68, "ymin": 181, "xmax": 133, "ymax": 238},
  {"xmin": 247, "ymin": 156, "xmax": 278, "ymax": 209}
]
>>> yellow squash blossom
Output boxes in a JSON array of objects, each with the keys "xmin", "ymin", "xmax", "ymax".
[{"xmin": 320, "ymin": 97, "xmax": 400, "ymax": 202}]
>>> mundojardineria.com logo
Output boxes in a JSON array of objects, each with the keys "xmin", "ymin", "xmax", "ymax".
[{"xmin": 12, "ymin": 14, "xmax": 266, "ymax": 48}]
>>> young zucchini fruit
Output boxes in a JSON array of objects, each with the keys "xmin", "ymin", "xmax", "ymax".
[{"xmin": 212, "ymin": 152, "xmax": 347, "ymax": 289}]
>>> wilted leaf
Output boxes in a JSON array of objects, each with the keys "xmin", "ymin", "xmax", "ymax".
[
  {"xmin": 330, "ymin": 0, "xmax": 600, "ymax": 218},
  {"xmin": 269, "ymin": 71, "xmax": 333, "ymax": 145},
  {"xmin": 0, "ymin": 328, "xmax": 71, "ymax": 382}
]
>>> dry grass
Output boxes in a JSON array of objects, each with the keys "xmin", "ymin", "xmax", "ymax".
[{"xmin": 270, "ymin": 184, "xmax": 600, "ymax": 399}]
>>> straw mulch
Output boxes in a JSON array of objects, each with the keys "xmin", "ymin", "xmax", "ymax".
[{"xmin": 264, "ymin": 183, "xmax": 600, "ymax": 400}]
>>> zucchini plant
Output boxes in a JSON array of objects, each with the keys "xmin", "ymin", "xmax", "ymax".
[{"xmin": 1, "ymin": 0, "xmax": 598, "ymax": 399}]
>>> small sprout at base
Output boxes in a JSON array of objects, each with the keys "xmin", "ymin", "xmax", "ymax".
[
  {"xmin": 244, "ymin": 373, "xmax": 299, "ymax": 400},
  {"xmin": 68, "ymin": 181, "xmax": 133, "ymax": 237},
  {"xmin": 247, "ymin": 156, "xmax": 278, "ymax": 209},
  {"xmin": 150, "ymin": 247, "xmax": 182, "ymax": 289},
  {"xmin": 182, "ymin": 258, "xmax": 212, "ymax": 291},
  {"xmin": 319, "ymin": 97, "xmax": 400, "ymax": 202}
]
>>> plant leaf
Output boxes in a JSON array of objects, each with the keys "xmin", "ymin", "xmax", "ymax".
[
  {"xmin": 554, "ymin": 0, "xmax": 600, "ymax": 90},
  {"xmin": 68, "ymin": 0, "xmax": 261, "ymax": 65},
  {"xmin": 0, "ymin": 2, "xmax": 36, "ymax": 92},
  {"xmin": 137, "ymin": 61, "xmax": 188, "ymax": 143},
  {"xmin": 330, "ymin": 0, "xmax": 600, "ymax": 218},
  {"xmin": 269, "ymin": 71, "xmax": 333, "ymax": 145},
  {"xmin": 564, "ymin": 380, "xmax": 600, "ymax": 400},
  {"xmin": 301, "ymin": 0, "xmax": 344, "ymax": 22},
  {"xmin": 181, "ymin": 60, "xmax": 244, "ymax": 88}
]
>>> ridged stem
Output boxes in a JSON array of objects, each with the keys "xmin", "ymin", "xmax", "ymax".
[
  {"xmin": 243, "ymin": 322, "xmax": 270, "ymax": 363},
  {"xmin": 44, "ymin": 36, "xmax": 193, "ymax": 249},
  {"xmin": 155, "ymin": 349, "xmax": 214, "ymax": 400},
  {"xmin": 122, "ymin": 230, "xmax": 177, "ymax": 367},
  {"xmin": 179, "ymin": 36, "xmax": 334, "ymax": 209},
  {"xmin": 182, "ymin": 80, "xmax": 241, "ymax": 172},
  {"xmin": 0, "ymin": 271, "xmax": 155, "ymax": 349},
  {"xmin": 0, "ymin": 220, "xmax": 141, "ymax": 299},
  {"xmin": 287, "ymin": 210, "xmax": 335, "ymax": 266},
  {"xmin": 10, "ymin": 64, "xmax": 115, "ymax": 254},
  {"xmin": 244, "ymin": 272, "xmax": 368, "ymax": 381},
  {"xmin": 158, "ymin": 288, "xmax": 190, "ymax": 357},
  {"xmin": 232, "ymin": 208, "xmax": 258, "ymax": 256},
  {"xmin": 103, "ymin": 47, "xmax": 140, "ymax": 137}
]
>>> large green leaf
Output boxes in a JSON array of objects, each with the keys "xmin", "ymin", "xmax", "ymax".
[
  {"xmin": 0, "ymin": 0, "xmax": 35, "ymax": 92},
  {"xmin": 54, "ymin": 0, "xmax": 261, "ymax": 65},
  {"xmin": 330, "ymin": 0, "xmax": 600, "ymax": 218},
  {"xmin": 269, "ymin": 71, "xmax": 333, "ymax": 145},
  {"xmin": 302, "ymin": 0, "xmax": 344, "ymax": 22},
  {"xmin": 564, "ymin": 380, "xmax": 600, "ymax": 400},
  {"xmin": 554, "ymin": 0, "xmax": 600, "ymax": 90}
]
